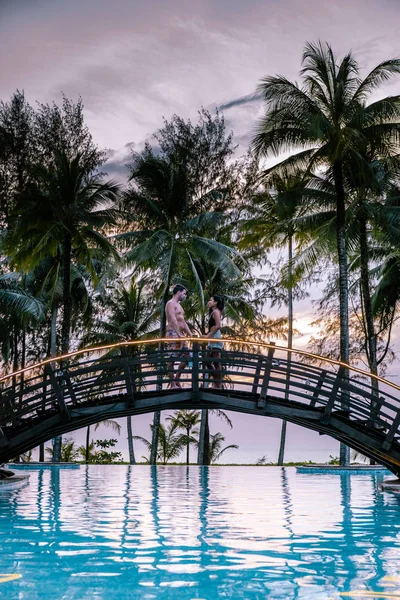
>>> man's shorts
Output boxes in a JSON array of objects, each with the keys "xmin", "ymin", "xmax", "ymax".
[{"xmin": 166, "ymin": 329, "xmax": 190, "ymax": 360}]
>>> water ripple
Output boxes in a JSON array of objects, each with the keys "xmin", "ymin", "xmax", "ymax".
[{"xmin": 0, "ymin": 466, "xmax": 400, "ymax": 599}]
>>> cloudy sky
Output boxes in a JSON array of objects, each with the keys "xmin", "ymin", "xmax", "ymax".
[{"xmin": 2, "ymin": 0, "xmax": 400, "ymax": 462}]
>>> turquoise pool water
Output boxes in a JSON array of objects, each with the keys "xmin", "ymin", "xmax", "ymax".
[{"xmin": 0, "ymin": 466, "xmax": 400, "ymax": 599}]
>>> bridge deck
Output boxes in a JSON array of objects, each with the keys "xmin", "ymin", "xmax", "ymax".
[{"xmin": 1, "ymin": 339, "xmax": 400, "ymax": 473}]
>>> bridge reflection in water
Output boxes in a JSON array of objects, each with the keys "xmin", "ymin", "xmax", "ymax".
[{"xmin": 1, "ymin": 338, "xmax": 400, "ymax": 474}]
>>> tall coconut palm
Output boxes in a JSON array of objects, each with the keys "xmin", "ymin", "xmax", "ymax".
[
  {"xmin": 119, "ymin": 149, "xmax": 243, "ymax": 464},
  {"xmin": 7, "ymin": 150, "xmax": 120, "ymax": 355},
  {"xmin": 254, "ymin": 42, "xmax": 400, "ymax": 465},
  {"xmin": 133, "ymin": 420, "xmax": 191, "ymax": 465},
  {"xmin": 5, "ymin": 150, "xmax": 119, "ymax": 461},
  {"xmin": 84, "ymin": 419, "xmax": 121, "ymax": 464},
  {"xmin": 197, "ymin": 408, "xmax": 234, "ymax": 466},
  {"xmin": 167, "ymin": 410, "xmax": 201, "ymax": 465},
  {"xmin": 240, "ymin": 173, "xmax": 311, "ymax": 465},
  {"xmin": 0, "ymin": 273, "xmax": 43, "ymax": 365},
  {"xmin": 208, "ymin": 432, "xmax": 238, "ymax": 464},
  {"xmin": 291, "ymin": 169, "xmax": 398, "ymax": 425},
  {"xmin": 81, "ymin": 276, "xmax": 159, "ymax": 464}
]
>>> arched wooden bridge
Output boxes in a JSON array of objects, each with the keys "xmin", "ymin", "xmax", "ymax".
[{"xmin": 1, "ymin": 338, "xmax": 400, "ymax": 474}]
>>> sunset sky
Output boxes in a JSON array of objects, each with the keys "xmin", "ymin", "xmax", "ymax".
[{"xmin": 2, "ymin": 0, "xmax": 400, "ymax": 462}]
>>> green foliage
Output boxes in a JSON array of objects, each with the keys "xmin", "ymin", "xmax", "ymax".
[
  {"xmin": 133, "ymin": 421, "xmax": 195, "ymax": 465},
  {"xmin": 45, "ymin": 437, "xmax": 79, "ymax": 462},
  {"xmin": 92, "ymin": 439, "xmax": 123, "ymax": 464},
  {"xmin": 118, "ymin": 111, "xmax": 247, "ymax": 320},
  {"xmin": 208, "ymin": 431, "xmax": 239, "ymax": 463}
]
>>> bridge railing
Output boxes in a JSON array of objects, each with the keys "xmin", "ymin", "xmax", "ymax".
[{"xmin": 1, "ymin": 339, "xmax": 400, "ymax": 453}]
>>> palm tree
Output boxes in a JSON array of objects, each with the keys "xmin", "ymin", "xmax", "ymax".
[
  {"xmin": 78, "ymin": 440, "xmax": 96, "ymax": 463},
  {"xmin": 8, "ymin": 149, "xmax": 120, "ymax": 355},
  {"xmin": 119, "ymin": 148, "xmax": 243, "ymax": 464},
  {"xmin": 208, "ymin": 432, "xmax": 238, "ymax": 464},
  {"xmin": 84, "ymin": 419, "xmax": 121, "ymax": 464},
  {"xmin": 5, "ymin": 151, "xmax": 119, "ymax": 461},
  {"xmin": 45, "ymin": 437, "xmax": 79, "ymax": 462},
  {"xmin": 290, "ymin": 170, "xmax": 398, "ymax": 434},
  {"xmin": 240, "ymin": 172, "xmax": 311, "ymax": 464},
  {"xmin": 0, "ymin": 272, "xmax": 43, "ymax": 368},
  {"xmin": 198, "ymin": 408, "xmax": 234, "ymax": 466},
  {"xmin": 81, "ymin": 276, "xmax": 159, "ymax": 464},
  {"xmin": 133, "ymin": 420, "xmax": 190, "ymax": 465},
  {"xmin": 25, "ymin": 254, "xmax": 97, "ymax": 461},
  {"xmin": 167, "ymin": 410, "xmax": 201, "ymax": 464},
  {"xmin": 254, "ymin": 42, "xmax": 400, "ymax": 464}
]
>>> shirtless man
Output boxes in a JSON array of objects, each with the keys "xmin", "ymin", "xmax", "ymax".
[{"xmin": 165, "ymin": 284, "xmax": 192, "ymax": 389}]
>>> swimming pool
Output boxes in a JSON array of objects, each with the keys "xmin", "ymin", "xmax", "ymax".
[{"xmin": 0, "ymin": 465, "xmax": 399, "ymax": 599}]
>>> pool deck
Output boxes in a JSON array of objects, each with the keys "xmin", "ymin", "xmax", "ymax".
[
  {"xmin": 379, "ymin": 478, "xmax": 400, "ymax": 493},
  {"xmin": 296, "ymin": 464, "xmax": 389, "ymax": 474},
  {"xmin": 0, "ymin": 469, "xmax": 29, "ymax": 490},
  {"xmin": 8, "ymin": 462, "xmax": 80, "ymax": 469}
]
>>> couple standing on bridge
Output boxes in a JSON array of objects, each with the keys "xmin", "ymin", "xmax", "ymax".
[{"xmin": 165, "ymin": 284, "xmax": 224, "ymax": 390}]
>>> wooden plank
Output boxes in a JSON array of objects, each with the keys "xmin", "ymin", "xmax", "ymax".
[
  {"xmin": 197, "ymin": 408, "xmax": 208, "ymax": 464},
  {"xmin": 321, "ymin": 366, "xmax": 345, "ymax": 424},
  {"xmin": 0, "ymin": 426, "xmax": 7, "ymax": 447},
  {"xmin": 310, "ymin": 370, "xmax": 328, "ymax": 408},
  {"xmin": 258, "ymin": 343, "xmax": 276, "ymax": 409},
  {"xmin": 44, "ymin": 364, "xmax": 70, "ymax": 419},
  {"xmin": 63, "ymin": 371, "xmax": 78, "ymax": 406},
  {"xmin": 367, "ymin": 395, "xmax": 385, "ymax": 428},
  {"xmin": 192, "ymin": 342, "xmax": 199, "ymax": 401},
  {"xmin": 252, "ymin": 356, "xmax": 264, "ymax": 395},
  {"xmin": 382, "ymin": 404, "xmax": 400, "ymax": 450},
  {"xmin": 122, "ymin": 357, "xmax": 135, "ymax": 406}
]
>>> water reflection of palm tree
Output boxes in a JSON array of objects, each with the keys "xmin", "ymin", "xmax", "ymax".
[
  {"xmin": 280, "ymin": 467, "xmax": 295, "ymax": 539},
  {"xmin": 348, "ymin": 473, "xmax": 389, "ymax": 593},
  {"xmin": 199, "ymin": 466, "xmax": 210, "ymax": 554},
  {"xmin": 120, "ymin": 465, "xmax": 131, "ymax": 551},
  {"xmin": 50, "ymin": 467, "xmax": 61, "ymax": 534},
  {"xmin": 338, "ymin": 473, "xmax": 388, "ymax": 594}
]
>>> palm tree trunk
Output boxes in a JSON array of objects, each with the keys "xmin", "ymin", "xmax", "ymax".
[
  {"xmin": 150, "ymin": 411, "xmax": 160, "ymax": 465},
  {"xmin": 50, "ymin": 302, "xmax": 57, "ymax": 357},
  {"xmin": 160, "ymin": 289, "xmax": 169, "ymax": 339},
  {"xmin": 278, "ymin": 231, "xmax": 293, "ymax": 466},
  {"xmin": 359, "ymin": 214, "xmax": 379, "ymax": 464},
  {"xmin": 50, "ymin": 304, "xmax": 62, "ymax": 463},
  {"xmin": 127, "ymin": 416, "xmax": 136, "ymax": 465},
  {"xmin": 61, "ymin": 232, "xmax": 72, "ymax": 355},
  {"xmin": 333, "ymin": 161, "xmax": 350, "ymax": 467},
  {"xmin": 186, "ymin": 426, "xmax": 190, "ymax": 465},
  {"xmin": 42, "ymin": 306, "xmax": 57, "ymax": 462},
  {"xmin": 55, "ymin": 235, "xmax": 72, "ymax": 464},
  {"xmin": 12, "ymin": 325, "xmax": 20, "ymax": 462},
  {"xmin": 12, "ymin": 324, "xmax": 18, "ymax": 401},
  {"xmin": 85, "ymin": 426, "xmax": 91, "ymax": 463},
  {"xmin": 151, "ymin": 288, "xmax": 170, "ymax": 465},
  {"xmin": 18, "ymin": 324, "xmax": 26, "ymax": 409},
  {"xmin": 198, "ymin": 409, "xmax": 210, "ymax": 465}
]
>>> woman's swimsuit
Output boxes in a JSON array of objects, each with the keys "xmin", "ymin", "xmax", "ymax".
[{"xmin": 208, "ymin": 311, "xmax": 223, "ymax": 350}]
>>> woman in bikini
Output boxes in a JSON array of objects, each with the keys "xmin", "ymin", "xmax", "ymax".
[{"xmin": 203, "ymin": 295, "xmax": 224, "ymax": 389}]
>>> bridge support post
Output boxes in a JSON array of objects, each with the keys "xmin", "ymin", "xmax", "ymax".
[
  {"xmin": 150, "ymin": 344, "xmax": 164, "ymax": 466},
  {"xmin": 150, "ymin": 410, "xmax": 161, "ymax": 465},
  {"xmin": 0, "ymin": 427, "xmax": 7, "ymax": 448},
  {"xmin": 192, "ymin": 342, "xmax": 199, "ymax": 402},
  {"xmin": 258, "ymin": 343, "xmax": 275, "ymax": 409},
  {"xmin": 197, "ymin": 409, "xmax": 210, "ymax": 466}
]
